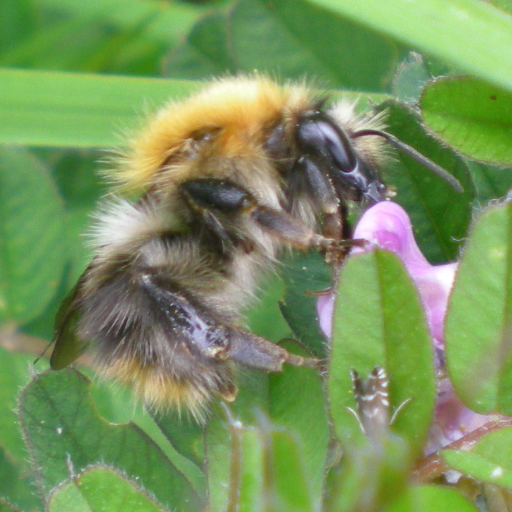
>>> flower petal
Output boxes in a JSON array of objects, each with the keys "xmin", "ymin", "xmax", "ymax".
[{"xmin": 353, "ymin": 202, "xmax": 457, "ymax": 345}]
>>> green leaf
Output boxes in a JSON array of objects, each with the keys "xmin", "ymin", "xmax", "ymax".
[
  {"xmin": 269, "ymin": 340, "xmax": 329, "ymax": 504},
  {"xmin": 445, "ymin": 202, "xmax": 512, "ymax": 414},
  {"xmin": 0, "ymin": 451, "xmax": 25, "ymax": 510},
  {"xmin": 0, "ymin": 147, "xmax": 67, "ymax": 324},
  {"xmin": 47, "ymin": 465, "xmax": 168, "ymax": 512},
  {"xmin": 0, "ymin": 0, "xmax": 34, "ymax": 54},
  {"xmin": 0, "ymin": 347, "xmax": 46, "ymax": 511},
  {"xmin": 152, "ymin": 411, "xmax": 204, "ymax": 469},
  {"xmin": 206, "ymin": 371, "xmax": 269, "ymax": 512},
  {"xmin": 0, "ymin": 68, "xmax": 200, "ymax": 147},
  {"xmin": 443, "ymin": 427, "xmax": 512, "ymax": 491},
  {"xmin": 465, "ymin": 427, "xmax": 512, "ymax": 486},
  {"xmin": 383, "ymin": 485, "xmax": 479, "ymax": 512},
  {"xmin": 421, "ymin": 77, "xmax": 512, "ymax": 165},
  {"xmin": 467, "ymin": 160, "xmax": 512, "ymax": 204},
  {"xmin": 207, "ymin": 342, "xmax": 326, "ymax": 510},
  {"xmin": 377, "ymin": 101, "xmax": 474, "ymax": 263},
  {"xmin": 80, "ymin": 374, "xmax": 206, "ymax": 498},
  {"xmin": 48, "ymin": 481, "xmax": 92, "ymax": 512},
  {"xmin": 37, "ymin": 0, "xmax": 202, "ymax": 46},
  {"xmin": 13, "ymin": 149, "xmax": 105, "ymax": 340},
  {"xmin": 392, "ymin": 53, "xmax": 431, "ymax": 105},
  {"xmin": 0, "ymin": 347, "xmax": 45, "ymax": 511},
  {"xmin": 0, "ymin": 499, "xmax": 22, "ymax": 512},
  {"xmin": 0, "ymin": 347, "xmax": 38, "ymax": 466},
  {"xmin": 306, "ymin": 0, "xmax": 512, "ymax": 93},
  {"xmin": 325, "ymin": 435, "xmax": 412, "ymax": 512},
  {"xmin": 1, "ymin": 16, "xmax": 126, "ymax": 71},
  {"xmin": 33, "ymin": 148, "xmax": 106, "ymax": 284},
  {"xmin": 445, "ymin": 449, "xmax": 512, "ymax": 486},
  {"xmin": 280, "ymin": 250, "xmax": 331, "ymax": 358},
  {"xmin": 328, "ymin": 251, "xmax": 436, "ymax": 454},
  {"xmin": 166, "ymin": 0, "xmax": 400, "ymax": 90},
  {"xmin": 491, "ymin": 0, "xmax": 512, "ymax": 13},
  {"xmin": 48, "ymin": 148, "xmax": 105, "ymax": 207},
  {"xmin": 237, "ymin": 429, "xmax": 266, "ymax": 512},
  {"xmin": 215, "ymin": 415, "xmax": 314, "ymax": 512},
  {"xmin": 0, "ymin": 0, "xmax": 203, "ymax": 75},
  {"xmin": 265, "ymin": 429, "xmax": 314, "ymax": 511},
  {"xmin": 165, "ymin": 14, "xmax": 235, "ymax": 79},
  {"xmin": 18, "ymin": 369, "xmax": 202, "ymax": 511},
  {"xmin": 230, "ymin": 0, "xmax": 399, "ymax": 90},
  {"xmin": 247, "ymin": 274, "xmax": 290, "ymax": 343}
]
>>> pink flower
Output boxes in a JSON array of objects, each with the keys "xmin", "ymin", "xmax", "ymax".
[
  {"xmin": 319, "ymin": 201, "xmax": 489, "ymax": 453},
  {"xmin": 426, "ymin": 378, "xmax": 490, "ymax": 455},
  {"xmin": 317, "ymin": 202, "xmax": 456, "ymax": 346}
]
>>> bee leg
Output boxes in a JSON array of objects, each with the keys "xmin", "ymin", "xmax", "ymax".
[
  {"xmin": 180, "ymin": 182, "xmax": 237, "ymax": 253},
  {"xmin": 141, "ymin": 272, "xmax": 316, "ymax": 372},
  {"xmin": 179, "ymin": 177, "xmax": 358, "ymax": 261},
  {"xmin": 299, "ymin": 157, "xmax": 367, "ymax": 264},
  {"xmin": 250, "ymin": 204, "xmax": 352, "ymax": 252},
  {"xmin": 298, "ymin": 156, "xmax": 345, "ymax": 240},
  {"xmin": 226, "ymin": 328, "xmax": 319, "ymax": 371},
  {"xmin": 179, "ymin": 179, "xmax": 259, "ymax": 253},
  {"xmin": 180, "ymin": 178, "xmax": 321, "ymax": 247}
]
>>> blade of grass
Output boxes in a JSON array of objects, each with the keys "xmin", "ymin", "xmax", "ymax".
[
  {"xmin": 307, "ymin": 0, "xmax": 512, "ymax": 92},
  {"xmin": 0, "ymin": 68, "xmax": 199, "ymax": 148}
]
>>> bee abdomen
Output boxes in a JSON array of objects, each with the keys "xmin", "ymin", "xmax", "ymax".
[{"xmin": 78, "ymin": 268, "xmax": 237, "ymax": 420}]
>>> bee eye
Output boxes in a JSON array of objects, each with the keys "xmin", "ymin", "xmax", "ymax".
[
  {"xmin": 296, "ymin": 111, "xmax": 385, "ymax": 203},
  {"xmin": 297, "ymin": 115, "xmax": 357, "ymax": 173}
]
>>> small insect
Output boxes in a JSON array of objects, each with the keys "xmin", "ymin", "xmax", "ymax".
[
  {"xmin": 349, "ymin": 367, "xmax": 392, "ymax": 441},
  {"xmin": 50, "ymin": 76, "xmax": 460, "ymax": 420},
  {"xmin": 349, "ymin": 367, "xmax": 412, "ymax": 442}
]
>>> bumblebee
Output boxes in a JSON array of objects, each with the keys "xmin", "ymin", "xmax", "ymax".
[{"xmin": 50, "ymin": 76, "xmax": 460, "ymax": 419}]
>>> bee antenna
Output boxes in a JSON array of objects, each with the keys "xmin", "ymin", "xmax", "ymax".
[{"xmin": 353, "ymin": 128, "xmax": 463, "ymax": 193}]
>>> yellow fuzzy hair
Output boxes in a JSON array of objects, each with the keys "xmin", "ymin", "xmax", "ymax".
[
  {"xmin": 111, "ymin": 77, "xmax": 311, "ymax": 194},
  {"xmin": 103, "ymin": 356, "xmax": 237, "ymax": 423}
]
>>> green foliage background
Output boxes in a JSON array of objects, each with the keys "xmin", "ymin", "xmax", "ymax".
[{"xmin": 2, "ymin": 0, "xmax": 512, "ymax": 511}]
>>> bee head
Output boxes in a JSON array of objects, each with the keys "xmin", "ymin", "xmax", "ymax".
[
  {"xmin": 295, "ymin": 111, "xmax": 387, "ymax": 204},
  {"xmin": 291, "ymin": 106, "xmax": 462, "ymax": 213}
]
